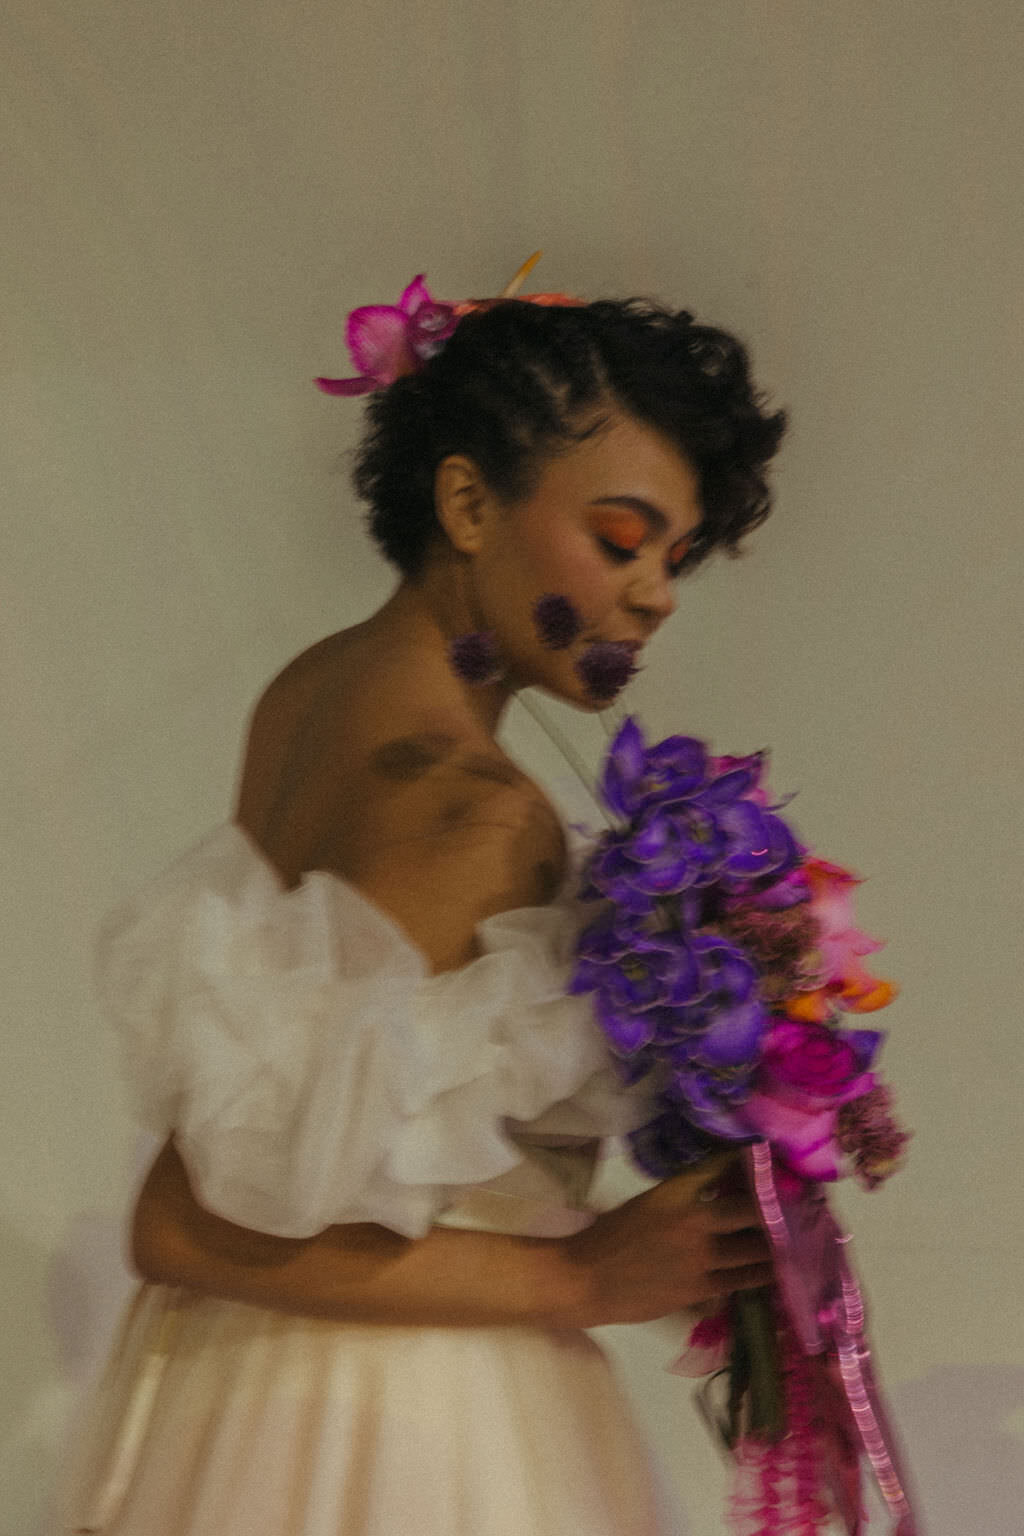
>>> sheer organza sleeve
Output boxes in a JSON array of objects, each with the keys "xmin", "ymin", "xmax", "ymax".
[{"xmin": 96, "ymin": 824, "xmax": 647, "ymax": 1239}]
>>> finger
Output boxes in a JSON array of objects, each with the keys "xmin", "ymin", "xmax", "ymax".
[
  {"xmin": 709, "ymin": 1261, "xmax": 776, "ymax": 1292},
  {"xmin": 710, "ymin": 1229, "xmax": 773, "ymax": 1267},
  {"xmin": 662, "ymin": 1151, "xmax": 741, "ymax": 1207},
  {"xmin": 700, "ymin": 1193, "xmax": 765, "ymax": 1233},
  {"xmin": 692, "ymin": 1149, "xmax": 742, "ymax": 1190}
]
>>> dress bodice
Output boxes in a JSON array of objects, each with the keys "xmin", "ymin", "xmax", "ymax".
[{"xmin": 96, "ymin": 822, "xmax": 651, "ymax": 1239}]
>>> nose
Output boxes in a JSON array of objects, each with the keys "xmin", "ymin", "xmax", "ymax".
[{"xmin": 627, "ymin": 567, "xmax": 676, "ymax": 628}]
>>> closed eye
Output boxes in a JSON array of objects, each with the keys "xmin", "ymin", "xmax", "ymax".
[
  {"xmin": 598, "ymin": 536, "xmax": 692, "ymax": 580},
  {"xmin": 597, "ymin": 537, "xmax": 639, "ymax": 564}
]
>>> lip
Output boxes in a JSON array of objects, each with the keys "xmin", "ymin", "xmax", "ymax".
[{"xmin": 582, "ymin": 634, "xmax": 646, "ymax": 655}]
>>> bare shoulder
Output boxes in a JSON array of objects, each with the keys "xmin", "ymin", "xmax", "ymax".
[{"xmin": 234, "ymin": 634, "xmax": 567, "ymax": 965}]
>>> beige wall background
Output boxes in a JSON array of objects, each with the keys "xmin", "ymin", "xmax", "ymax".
[{"xmin": 3, "ymin": 2, "xmax": 1022, "ymax": 1532}]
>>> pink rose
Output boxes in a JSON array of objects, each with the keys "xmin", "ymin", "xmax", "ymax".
[{"xmin": 740, "ymin": 1020, "xmax": 879, "ymax": 1181}]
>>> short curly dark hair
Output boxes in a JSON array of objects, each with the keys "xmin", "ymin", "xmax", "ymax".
[{"xmin": 352, "ymin": 298, "xmax": 786, "ymax": 577}]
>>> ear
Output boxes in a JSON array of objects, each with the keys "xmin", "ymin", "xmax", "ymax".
[{"xmin": 434, "ymin": 455, "xmax": 494, "ymax": 556}]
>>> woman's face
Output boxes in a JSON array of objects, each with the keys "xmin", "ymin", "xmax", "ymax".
[{"xmin": 468, "ymin": 411, "xmax": 704, "ymax": 708}]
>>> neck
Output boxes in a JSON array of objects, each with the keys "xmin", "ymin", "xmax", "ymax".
[{"xmin": 361, "ymin": 561, "xmax": 515, "ymax": 738}]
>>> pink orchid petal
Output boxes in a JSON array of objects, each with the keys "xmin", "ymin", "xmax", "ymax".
[
  {"xmin": 741, "ymin": 1095, "xmax": 844, "ymax": 1180},
  {"xmin": 314, "ymin": 376, "xmax": 376, "ymax": 396},
  {"xmin": 398, "ymin": 274, "xmax": 433, "ymax": 315},
  {"xmin": 345, "ymin": 305, "xmax": 416, "ymax": 384}
]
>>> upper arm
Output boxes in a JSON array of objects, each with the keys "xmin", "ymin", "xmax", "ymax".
[{"xmin": 233, "ymin": 663, "xmax": 566, "ymax": 972}]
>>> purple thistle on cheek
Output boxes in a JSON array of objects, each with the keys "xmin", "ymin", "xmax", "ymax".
[
  {"xmin": 449, "ymin": 630, "xmax": 502, "ymax": 685},
  {"xmin": 533, "ymin": 593, "xmax": 584, "ymax": 650},
  {"xmin": 575, "ymin": 641, "xmax": 639, "ymax": 704}
]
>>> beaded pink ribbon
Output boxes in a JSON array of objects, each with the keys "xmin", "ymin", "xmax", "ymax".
[{"xmin": 747, "ymin": 1142, "xmax": 920, "ymax": 1536}]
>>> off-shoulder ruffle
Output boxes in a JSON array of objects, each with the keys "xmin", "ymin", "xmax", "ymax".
[{"xmin": 96, "ymin": 824, "xmax": 646, "ymax": 1239}]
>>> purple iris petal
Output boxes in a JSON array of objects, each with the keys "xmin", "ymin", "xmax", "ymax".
[
  {"xmin": 585, "ymin": 836, "xmax": 660, "ymax": 914},
  {"xmin": 600, "ymin": 716, "xmax": 648, "ymax": 818},
  {"xmin": 629, "ymin": 815, "xmax": 674, "ymax": 861},
  {"xmin": 630, "ymin": 935, "xmax": 703, "ymax": 1005},
  {"xmin": 595, "ymin": 990, "xmax": 657, "ymax": 1053},
  {"xmin": 599, "ymin": 878, "xmax": 658, "ymax": 917},
  {"xmin": 701, "ymin": 757, "xmax": 765, "ymax": 806},
  {"xmin": 629, "ymin": 1106, "xmax": 713, "ymax": 1177},
  {"xmin": 641, "ymin": 736, "xmax": 708, "ymax": 804},
  {"xmin": 594, "ymin": 938, "xmax": 703, "ymax": 1018},
  {"xmin": 574, "ymin": 909, "xmax": 646, "ymax": 965},
  {"xmin": 841, "ymin": 1027, "xmax": 884, "ymax": 1073},
  {"xmin": 697, "ymin": 995, "xmax": 769, "ymax": 1066},
  {"xmin": 607, "ymin": 810, "xmax": 724, "ymax": 898},
  {"xmin": 673, "ymin": 806, "xmax": 730, "ymax": 880},
  {"xmin": 668, "ymin": 1065, "xmax": 751, "ymax": 1139},
  {"xmin": 651, "ymin": 1004, "xmax": 709, "ymax": 1047},
  {"xmin": 568, "ymin": 957, "xmax": 609, "ymax": 996},
  {"xmin": 718, "ymin": 802, "xmax": 801, "ymax": 882},
  {"xmin": 690, "ymin": 933, "xmax": 758, "ymax": 1000}
]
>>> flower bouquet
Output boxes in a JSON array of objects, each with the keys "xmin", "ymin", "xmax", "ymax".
[{"xmin": 571, "ymin": 717, "xmax": 917, "ymax": 1536}]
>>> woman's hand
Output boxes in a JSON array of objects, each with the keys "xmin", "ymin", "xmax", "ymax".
[
  {"xmin": 563, "ymin": 1151, "xmax": 773, "ymax": 1327},
  {"xmin": 133, "ymin": 1141, "xmax": 771, "ymax": 1332}
]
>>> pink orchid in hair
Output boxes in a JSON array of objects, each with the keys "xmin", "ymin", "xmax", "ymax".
[{"xmin": 315, "ymin": 275, "xmax": 458, "ymax": 396}]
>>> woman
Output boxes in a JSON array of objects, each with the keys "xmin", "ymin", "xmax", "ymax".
[{"xmin": 63, "ymin": 291, "xmax": 786, "ymax": 1534}]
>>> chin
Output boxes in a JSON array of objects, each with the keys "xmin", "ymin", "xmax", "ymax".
[{"xmin": 533, "ymin": 678, "xmax": 622, "ymax": 714}]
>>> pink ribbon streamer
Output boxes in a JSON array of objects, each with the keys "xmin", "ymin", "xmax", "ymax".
[{"xmin": 746, "ymin": 1143, "xmax": 920, "ymax": 1536}]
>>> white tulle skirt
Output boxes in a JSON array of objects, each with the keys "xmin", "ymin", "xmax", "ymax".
[{"xmin": 58, "ymin": 1282, "xmax": 673, "ymax": 1536}]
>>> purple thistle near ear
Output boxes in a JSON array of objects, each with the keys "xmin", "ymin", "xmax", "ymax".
[
  {"xmin": 449, "ymin": 630, "xmax": 502, "ymax": 685},
  {"xmin": 533, "ymin": 593, "xmax": 584, "ymax": 650},
  {"xmin": 575, "ymin": 641, "xmax": 639, "ymax": 704}
]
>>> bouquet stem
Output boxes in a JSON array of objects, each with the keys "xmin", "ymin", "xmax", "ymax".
[{"xmin": 728, "ymin": 1287, "xmax": 786, "ymax": 1445}]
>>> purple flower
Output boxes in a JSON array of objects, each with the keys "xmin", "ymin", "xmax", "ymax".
[
  {"xmin": 572, "ymin": 925, "xmax": 703, "ymax": 1057},
  {"xmin": 583, "ymin": 794, "xmax": 743, "ymax": 911},
  {"xmin": 628, "ymin": 1102, "xmax": 715, "ymax": 1177},
  {"xmin": 575, "ymin": 641, "xmax": 638, "ymax": 703},
  {"xmin": 449, "ymin": 630, "xmax": 501, "ymax": 684},
  {"xmin": 666, "ymin": 1062, "xmax": 753, "ymax": 1140},
  {"xmin": 596, "ymin": 717, "xmax": 802, "ymax": 894},
  {"xmin": 316, "ymin": 275, "xmax": 457, "ymax": 395},
  {"xmin": 585, "ymin": 815, "xmax": 718, "ymax": 906},
  {"xmin": 533, "ymin": 593, "xmax": 584, "ymax": 649},
  {"xmin": 715, "ymin": 798, "xmax": 802, "ymax": 886},
  {"xmin": 600, "ymin": 718, "xmax": 707, "ymax": 820},
  {"xmin": 677, "ymin": 934, "xmax": 769, "ymax": 1066}
]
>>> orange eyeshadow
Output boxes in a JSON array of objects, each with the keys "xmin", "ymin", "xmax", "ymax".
[
  {"xmin": 668, "ymin": 535, "xmax": 693, "ymax": 566},
  {"xmin": 590, "ymin": 507, "xmax": 647, "ymax": 550}
]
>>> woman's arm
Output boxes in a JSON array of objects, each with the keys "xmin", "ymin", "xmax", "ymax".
[
  {"xmin": 135, "ymin": 672, "xmax": 772, "ymax": 1325},
  {"xmin": 133, "ymin": 1139, "xmax": 773, "ymax": 1330}
]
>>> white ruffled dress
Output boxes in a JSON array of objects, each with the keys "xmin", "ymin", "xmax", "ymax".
[{"xmin": 60, "ymin": 823, "xmax": 673, "ymax": 1536}]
